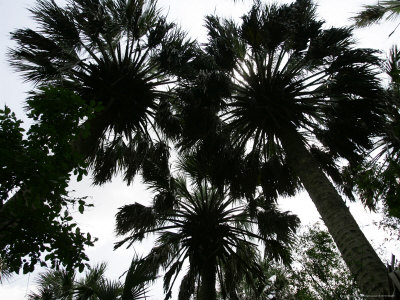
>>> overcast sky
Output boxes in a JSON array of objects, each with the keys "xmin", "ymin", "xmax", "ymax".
[{"xmin": 1, "ymin": 0, "xmax": 399, "ymax": 299}]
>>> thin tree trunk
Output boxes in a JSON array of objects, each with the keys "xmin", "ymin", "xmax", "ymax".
[
  {"xmin": 278, "ymin": 125, "xmax": 390, "ymax": 297},
  {"xmin": 199, "ymin": 260, "xmax": 217, "ymax": 300}
]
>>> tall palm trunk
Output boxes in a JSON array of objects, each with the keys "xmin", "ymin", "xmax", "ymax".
[
  {"xmin": 278, "ymin": 125, "xmax": 390, "ymax": 297},
  {"xmin": 199, "ymin": 260, "xmax": 217, "ymax": 300}
]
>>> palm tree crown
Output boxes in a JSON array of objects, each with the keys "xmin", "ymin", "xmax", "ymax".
[
  {"xmin": 221, "ymin": 1, "xmax": 381, "ymax": 172},
  {"xmin": 170, "ymin": 0, "xmax": 382, "ymax": 199},
  {"xmin": 27, "ymin": 263, "xmax": 125, "ymax": 300},
  {"xmin": 115, "ymin": 156, "xmax": 299, "ymax": 300},
  {"xmin": 9, "ymin": 0, "xmax": 187, "ymax": 184}
]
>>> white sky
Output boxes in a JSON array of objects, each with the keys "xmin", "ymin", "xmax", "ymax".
[{"xmin": 0, "ymin": 0, "xmax": 399, "ymax": 299}]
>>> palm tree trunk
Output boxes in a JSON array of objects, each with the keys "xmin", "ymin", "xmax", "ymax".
[
  {"xmin": 277, "ymin": 125, "xmax": 390, "ymax": 297},
  {"xmin": 199, "ymin": 260, "xmax": 217, "ymax": 300}
]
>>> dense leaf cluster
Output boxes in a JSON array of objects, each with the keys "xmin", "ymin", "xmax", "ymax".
[
  {"xmin": 27, "ymin": 262, "xmax": 125, "ymax": 300},
  {"xmin": 115, "ymin": 154, "xmax": 299, "ymax": 300},
  {"xmin": 0, "ymin": 88, "xmax": 98, "ymax": 273}
]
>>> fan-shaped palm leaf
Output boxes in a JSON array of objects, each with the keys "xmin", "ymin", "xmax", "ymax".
[
  {"xmin": 8, "ymin": 0, "xmax": 190, "ymax": 185},
  {"xmin": 28, "ymin": 268, "xmax": 76, "ymax": 300},
  {"xmin": 115, "ymin": 155, "xmax": 299, "ymax": 300},
  {"xmin": 121, "ymin": 255, "xmax": 156, "ymax": 300},
  {"xmin": 27, "ymin": 263, "xmax": 123, "ymax": 300}
]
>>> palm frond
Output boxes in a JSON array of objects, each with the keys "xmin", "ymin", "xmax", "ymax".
[
  {"xmin": 353, "ymin": 1, "xmax": 400, "ymax": 27},
  {"xmin": 121, "ymin": 255, "xmax": 156, "ymax": 300},
  {"xmin": 9, "ymin": 0, "xmax": 189, "ymax": 186},
  {"xmin": 115, "ymin": 154, "xmax": 299, "ymax": 299},
  {"xmin": 115, "ymin": 203, "xmax": 158, "ymax": 237}
]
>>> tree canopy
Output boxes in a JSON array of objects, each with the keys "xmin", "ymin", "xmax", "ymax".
[
  {"xmin": 162, "ymin": 0, "xmax": 389, "ymax": 295},
  {"xmin": 115, "ymin": 154, "xmax": 299, "ymax": 300},
  {"xmin": 220, "ymin": 223, "xmax": 360, "ymax": 300},
  {"xmin": 0, "ymin": 88, "xmax": 98, "ymax": 274},
  {"xmin": 2, "ymin": 0, "xmax": 399, "ymax": 298},
  {"xmin": 27, "ymin": 262, "xmax": 124, "ymax": 300}
]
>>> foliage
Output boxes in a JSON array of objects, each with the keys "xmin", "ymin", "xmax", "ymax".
[
  {"xmin": 214, "ymin": 258, "xmax": 291, "ymax": 300},
  {"xmin": 115, "ymin": 155, "xmax": 299, "ymax": 300},
  {"xmin": 224, "ymin": 0, "xmax": 381, "ymax": 186},
  {"xmin": 8, "ymin": 0, "xmax": 194, "ymax": 186},
  {"xmin": 4, "ymin": 0, "xmax": 191, "ymax": 275},
  {"xmin": 353, "ymin": 0, "xmax": 400, "ymax": 31},
  {"xmin": 4, "ymin": 0, "xmax": 391, "ymax": 296},
  {"xmin": 288, "ymin": 224, "xmax": 360, "ymax": 299},
  {"xmin": 167, "ymin": 0, "xmax": 383, "ymax": 202},
  {"xmin": 351, "ymin": 0, "xmax": 400, "ymax": 240},
  {"xmin": 121, "ymin": 255, "xmax": 156, "ymax": 300},
  {"xmin": 220, "ymin": 224, "xmax": 360, "ymax": 300},
  {"xmin": 0, "ymin": 87, "xmax": 98, "ymax": 274},
  {"xmin": 27, "ymin": 262, "xmax": 124, "ymax": 300},
  {"xmin": 165, "ymin": 1, "xmax": 387, "ymax": 293},
  {"xmin": 346, "ymin": 46, "xmax": 400, "ymax": 219},
  {"xmin": 375, "ymin": 205, "xmax": 400, "ymax": 241}
]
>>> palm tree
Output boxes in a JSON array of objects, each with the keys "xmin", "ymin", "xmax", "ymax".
[
  {"xmin": 8, "ymin": 0, "xmax": 182, "ymax": 179},
  {"xmin": 27, "ymin": 268, "xmax": 76, "ymax": 300},
  {"xmin": 115, "ymin": 155, "xmax": 299, "ymax": 300},
  {"xmin": 27, "ymin": 263, "xmax": 125, "ymax": 300},
  {"xmin": 74, "ymin": 263, "xmax": 123, "ymax": 300},
  {"xmin": 2, "ymin": 0, "xmax": 189, "ymax": 262},
  {"xmin": 173, "ymin": 0, "xmax": 388, "ymax": 295},
  {"xmin": 371, "ymin": 47, "xmax": 400, "ymax": 218}
]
